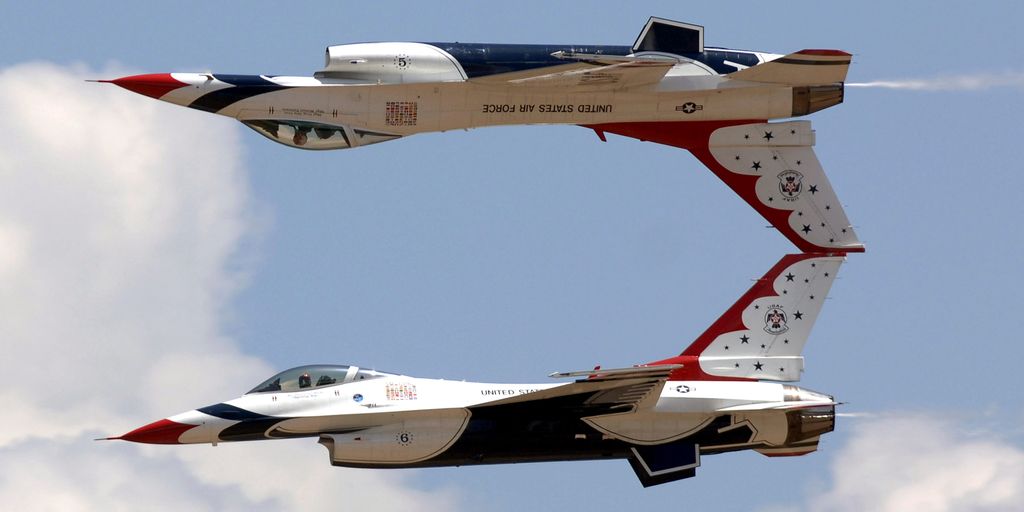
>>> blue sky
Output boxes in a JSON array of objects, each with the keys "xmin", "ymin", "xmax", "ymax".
[{"xmin": 2, "ymin": 1, "xmax": 1023, "ymax": 510}]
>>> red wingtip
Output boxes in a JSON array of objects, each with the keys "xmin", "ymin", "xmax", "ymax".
[
  {"xmin": 796, "ymin": 49, "xmax": 852, "ymax": 57},
  {"xmin": 106, "ymin": 73, "xmax": 188, "ymax": 99},
  {"xmin": 116, "ymin": 418, "xmax": 196, "ymax": 444}
]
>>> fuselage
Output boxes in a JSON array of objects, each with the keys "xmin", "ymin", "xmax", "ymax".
[
  {"xmin": 103, "ymin": 40, "xmax": 857, "ymax": 255},
  {"xmin": 119, "ymin": 364, "xmax": 835, "ymax": 470},
  {"xmin": 108, "ymin": 42, "xmax": 846, "ymax": 152}
]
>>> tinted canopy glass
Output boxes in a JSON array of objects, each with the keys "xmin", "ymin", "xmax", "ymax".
[
  {"xmin": 243, "ymin": 120, "xmax": 352, "ymax": 150},
  {"xmin": 247, "ymin": 364, "xmax": 393, "ymax": 394}
]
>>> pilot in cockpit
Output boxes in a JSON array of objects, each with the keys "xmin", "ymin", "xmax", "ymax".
[
  {"xmin": 298, "ymin": 372, "xmax": 312, "ymax": 389},
  {"xmin": 293, "ymin": 127, "xmax": 309, "ymax": 146}
]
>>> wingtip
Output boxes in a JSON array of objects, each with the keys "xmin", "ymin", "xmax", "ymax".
[{"xmin": 795, "ymin": 49, "xmax": 852, "ymax": 57}]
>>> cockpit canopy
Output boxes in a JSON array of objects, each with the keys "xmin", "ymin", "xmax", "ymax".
[
  {"xmin": 243, "ymin": 120, "xmax": 353, "ymax": 150},
  {"xmin": 241, "ymin": 119, "xmax": 401, "ymax": 151},
  {"xmin": 247, "ymin": 365, "xmax": 394, "ymax": 394}
]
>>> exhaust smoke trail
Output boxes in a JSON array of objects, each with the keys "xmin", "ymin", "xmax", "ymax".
[
  {"xmin": 847, "ymin": 71, "xmax": 1024, "ymax": 91},
  {"xmin": 835, "ymin": 412, "xmax": 877, "ymax": 418}
]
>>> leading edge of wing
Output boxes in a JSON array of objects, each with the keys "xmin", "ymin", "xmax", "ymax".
[
  {"xmin": 469, "ymin": 59, "xmax": 675, "ymax": 90},
  {"xmin": 472, "ymin": 365, "xmax": 680, "ymax": 411}
]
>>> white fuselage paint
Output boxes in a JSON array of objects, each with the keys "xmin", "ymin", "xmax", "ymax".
[
  {"xmin": 164, "ymin": 71, "xmax": 793, "ymax": 140},
  {"xmin": 174, "ymin": 376, "xmax": 831, "ymax": 457}
]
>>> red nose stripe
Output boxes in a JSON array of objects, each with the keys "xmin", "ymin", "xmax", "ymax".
[
  {"xmin": 117, "ymin": 418, "xmax": 196, "ymax": 444},
  {"xmin": 106, "ymin": 73, "xmax": 188, "ymax": 99}
]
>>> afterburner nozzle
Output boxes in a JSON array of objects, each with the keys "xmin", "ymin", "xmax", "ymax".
[{"xmin": 792, "ymin": 84, "xmax": 844, "ymax": 116}]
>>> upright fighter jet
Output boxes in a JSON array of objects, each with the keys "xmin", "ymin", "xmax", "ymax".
[
  {"xmin": 110, "ymin": 253, "xmax": 843, "ymax": 486},
  {"xmin": 103, "ymin": 17, "xmax": 863, "ymax": 254}
]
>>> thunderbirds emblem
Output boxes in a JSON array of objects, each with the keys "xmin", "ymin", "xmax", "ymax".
[
  {"xmin": 764, "ymin": 306, "xmax": 789, "ymax": 334},
  {"xmin": 777, "ymin": 170, "xmax": 803, "ymax": 200}
]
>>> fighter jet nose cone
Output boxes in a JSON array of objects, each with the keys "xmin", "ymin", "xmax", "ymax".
[
  {"xmin": 106, "ymin": 73, "xmax": 188, "ymax": 99},
  {"xmin": 117, "ymin": 418, "xmax": 197, "ymax": 444}
]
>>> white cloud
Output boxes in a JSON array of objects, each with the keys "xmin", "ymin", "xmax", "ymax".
[
  {"xmin": 0, "ymin": 436, "xmax": 459, "ymax": 512},
  {"xmin": 175, "ymin": 441, "xmax": 460, "ymax": 510},
  {"xmin": 0, "ymin": 437, "xmax": 246, "ymax": 512},
  {"xmin": 0, "ymin": 61, "xmax": 261, "ymax": 441},
  {"xmin": 0, "ymin": 62, "xmax": 460, "ymax": 510},
  {"xmin": 777, "ymin": 414, "xmax": 1024, "ymax": 512}
]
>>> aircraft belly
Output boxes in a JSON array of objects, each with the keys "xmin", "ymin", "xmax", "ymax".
[
  {"xmin": 327, "ymin": 85, "xmax": 370, "ymax": 128},
  {"xmin": 226, "ymin": 81, "xmax": 794, "ymax": 137},
  {"xmin": 697, "ymin": 86, "xmax": 791, "ymax": 121},
  {"xmin": 732, "ymin": 412, "xmax": 790, "ymax": 445},
  {"xmin": 364, "ymin": 84, "xmax": 443, "ymax": 135},
  {"xmin": 432, "ymin": 86, "xmax": 790, "ymax": 131},
  {"xmin": 583, "ymin": 412, "xmax": 715, "ymax": 444},
  {"xmin": 336, "ymin": 413, "xmax": 634, "ymax": 468},
  {"xmin": 336, "ymin": 413, "xmax": 765, "ymax": 469},
  {"xmin": 218, "ymin": 87, "xmax": 330, "ymax": 119},
  {"xmin": 459, "ymin": 88, "xmax": 652, "ymax": 129},
  {"xmin": 437, "ymin": 83, "xmax": 471, "ymax": 130}
]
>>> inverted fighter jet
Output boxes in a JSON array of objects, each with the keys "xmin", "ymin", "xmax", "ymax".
[
  {"xmin": 110, "ymin": 253, "xmax": 843, "ymax": 486},
  {"xmin": 102, "ymin": 17, "xmax": 863, "ymax": 254}
]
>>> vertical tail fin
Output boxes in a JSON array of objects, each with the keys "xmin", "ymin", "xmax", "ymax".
[
  {"xmin": 582, "ymin": 120, "xmax": 864, "ymax": 253},
  {"xmin": 651, "ymin": 253, "xmax": 844, "ymax": 381}
]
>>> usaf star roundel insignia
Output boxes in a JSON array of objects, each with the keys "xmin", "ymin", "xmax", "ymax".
[
  {"xmin": 777, "ymin": 170, "xmax": 804, "ymax": 200},
  {"xmin": 764, "ymin": 306, "xmax": 789, "ymax": 335},
  {"xmin": 676, "ymin": 102, "xmax": 703, "ymax": 114}
]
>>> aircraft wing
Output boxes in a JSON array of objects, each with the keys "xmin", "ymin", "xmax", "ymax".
[
  {"xmin": 585, "ymin": 120, "xmax": 864, "ymax": 253},
  {"xmin": 470, "ymin": 59, "xmax": 675, "ymax": 90},
  {"xmin": 473, "ymin": 364, "xmax": 680, "ymax": 414}
]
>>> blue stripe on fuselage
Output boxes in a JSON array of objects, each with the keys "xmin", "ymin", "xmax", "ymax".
[
  {"xmin": 421, "ymin": 42, "xmax": 762, "ymax": 77},
  {"xmin": 187, "ymin": 74, "xmax": 289, "ymax": 113},
  {"xmin": 198, "ymin": 402, "xmax": 271, "ymax": 421},
  {"xmin": 423, "ymin": 43, "xmax": 631, "ymax": 77}
]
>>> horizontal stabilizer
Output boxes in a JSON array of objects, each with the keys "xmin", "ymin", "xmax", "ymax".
[
  {"xmin": 728, "ymin": 49, "xmax": 851, "ymax": 85},
  {"xmin": 715, "ymin": 400, "xmax": 836, "ymax": 412},
  {"xmin": 755, "ymin": 438, "xmax": 821, "ymax": 457}
]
